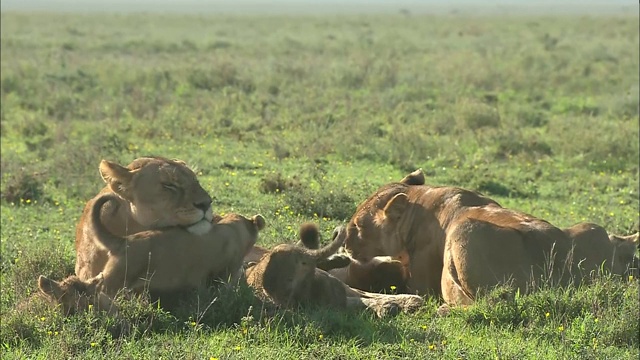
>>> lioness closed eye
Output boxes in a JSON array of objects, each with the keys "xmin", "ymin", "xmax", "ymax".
[
  {"xmin": 75, "ymin": 156, "xmax": 214, "ymax": 281},
  {"xmin": 89, "ymin": 193, "xmax": 265, "ymax": 297}
]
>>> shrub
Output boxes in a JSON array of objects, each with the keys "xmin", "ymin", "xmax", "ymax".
[{"xmin": 456, "ymin": 100, "xmax": 501, "ymax": 130}]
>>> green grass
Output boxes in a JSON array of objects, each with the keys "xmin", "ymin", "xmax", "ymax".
[{"xmin": 1, "ymin": 10, "xmax": 639, "ymax": 359}]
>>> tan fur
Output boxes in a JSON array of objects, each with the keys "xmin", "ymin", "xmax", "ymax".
[
  {"xmin": 342, "ymin": 169, "xmax": 640, "ymax": 305},
  {"xmin": 244, "ymin": 225, "xmax": 425, "ymax": 317},
  {"xmin": 75, "ymin": 156, "xmax": 214, "ymax": 281},
  {"xmin": 295, "ymin": 228, "xmax": 411, "ymax": 293},
  {"xmin": 244, "ymin": 223, "xmax": 350, "ymax": 270},
  {"xmin": 36, "ymin": 274, "xmax": 117, "ymax": 316},
  {"xmin": 244, "ymin": 245, "xmax": 270, "ymax": 265},
  {"xmin": 89, "ymin": 193, "xmax": 265, "ymax": 297},
  {"xmin": 245, "ymin": 223, "xmax": 346, "ymax": 308},
  {"xmin": 245, "ymin": 234, "xmax": 411, "ymax": 294},
  {"xmin": 329, "ymin": 251, "xmax": 411, "ymax": 293}
]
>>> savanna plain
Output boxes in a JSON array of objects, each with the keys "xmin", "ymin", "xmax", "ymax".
[{"xmin": 0, "ymin": 9, "xmax": 639, "ymax": 360}]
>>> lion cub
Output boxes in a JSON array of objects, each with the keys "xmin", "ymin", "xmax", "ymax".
[
  {"xmin": 245, "ymin": 223, "xmax": 347, "ymax": 308},
  {"xmin": 90, "ymin": 193, "xmax": 266, "ymax": 297},
  {"xmin": 36, "ymin": 274, "xmax": 117, "ymax": 316},
  {"xmin": 298, "ymin": 227, "xmax": 410, "ymax": 293}
]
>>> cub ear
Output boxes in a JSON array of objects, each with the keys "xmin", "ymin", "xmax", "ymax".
[
  {"xmin": 400, "ymin": 169, "xmax": 425, "ymax": 186},
  {"xmin": 383, "ymin": 193, "xmax": 409, "ymax": 222},
  {"xmin": 38, "ymin": 275, "xmax": 63, "ymax": 299},
  {"xmin": 99, "ymin": 160, "xmax": 134, "ymax": 200},
  {"xmin": 252, "ymin": 215, "xmax": 266, "ymax": 231}
]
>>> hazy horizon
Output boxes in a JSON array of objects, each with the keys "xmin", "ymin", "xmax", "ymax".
[{"xmin": 1, "ymin": 0, "xmax": 638, "ymax": 15}]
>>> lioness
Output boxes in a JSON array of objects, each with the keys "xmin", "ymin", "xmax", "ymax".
[
  {"xmin": 89, "ymin": 193, "xmax": 265, "ymax": 297},
  {"xmin": 36, "ymin": 274, "xmax": 117, "ymax": 316},
  {"xmin": 341, "ymin": 169, "xmax": 639, "ymax": 305},
  {"xmin": 75, "ymin": 156, "xmax": 214, "ymax": 281}
]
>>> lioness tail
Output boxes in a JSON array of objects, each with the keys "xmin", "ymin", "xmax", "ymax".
[{"xmin": 90, "ymin": 193, "xmax": 127, "ymax": 251}]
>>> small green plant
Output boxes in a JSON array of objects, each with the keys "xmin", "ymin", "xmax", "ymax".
[
  {"xmin": 456, "ymin": 100, "xmax": 501, "ymax": 130},
  {"xmin": 1, "ymin": 171, "xmax": 48, "ymax": 205}
]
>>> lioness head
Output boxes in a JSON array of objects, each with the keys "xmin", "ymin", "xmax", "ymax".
[
  {"xmin": 99, "ymin": 156, "xmax": 213, "ymax": 228},
  {"xmin": 342, "ymin": 169, "xmax": 424, "ymax": 262},
  {"xmin": 37, "ymin": 274, "xmax": 116, "ymax": 316}
]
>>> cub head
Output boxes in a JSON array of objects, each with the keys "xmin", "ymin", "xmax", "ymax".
[
  {"xmin": 261, "ymin": 223, "xmax": 346, "ymax": 305},
  {"xmin": 263, "ymin": 244, "xmax": 317, "ymax": 305},
  {"xmin": 37, "ymin": 274, "xmax": 115, "ymax": 316},
  {"xmin": 342, "ymin": 169, "xmax": 423, "ymax": 262},
  {"xmin": 358, "ymin": 251, "xmax": 411, "ymax": 293},
  {"xmin": 609, "ymin": 232, "xmax": 639, "ymax": 278},
  {"xmin": 217, "ymin": 213, "xmax": 267, "ymax": 256},
  {"xmin": 99, "ymin": 156, "xmax": 213, "ymax": 228}
]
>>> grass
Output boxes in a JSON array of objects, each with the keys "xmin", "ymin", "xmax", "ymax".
[{"xmin": 1, "ymin": 9, "xmax": 639, "ymax": 359}]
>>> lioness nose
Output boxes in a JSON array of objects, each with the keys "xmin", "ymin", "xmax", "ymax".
[{"xmin": 194, "ymin": 199, "xmax": 212, "ymax": 211}]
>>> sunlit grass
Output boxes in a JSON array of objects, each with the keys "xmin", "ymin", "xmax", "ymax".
[{"xmin": 1, "ymin": 10, "xmax": 638, "ymax": 359}]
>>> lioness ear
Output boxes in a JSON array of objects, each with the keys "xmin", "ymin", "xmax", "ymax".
[
  {"xmin": 38, "ymin": 275, "xmax": 63, "ymax": 299},
  {"xmin": 171, "ymin": 158, "xmax": 188, "ymax": 166},
  {"xmin": 400, "ymin": 169, "xmax": 425, "ymax": 186},
  {"xmin": 383, "ymin": 193, "xmax": 409, "ymax": 222},
  {"xmin": 252, "ymin": 214, "xmax": 266, "ymax": 231},
  {"xmin": 99, "ymin": 160, "xmax": 134, "ymax": 199}
]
